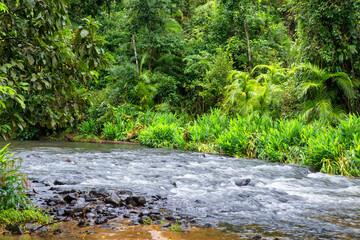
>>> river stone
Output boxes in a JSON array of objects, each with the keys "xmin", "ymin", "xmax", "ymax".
[
  {"xmin": 126, "ymin": 197, "xmax": 138, "ymax": 206},
  {"xmin": 63, "ymin": 193, "xmax": 78, "ymax": 203},
  {"xmin": 54, "ymin": 176, "xmax": 84, "ymax": 185},
  {"xmin": 6, "ymin": 224, "xmax": 23, "ymax": 235},
  {"xmin": 139, "ymin": 210, "xmax": 150, "ymax": 217},
  {"xmin": 57, "ymin": 209, "xmax": 65, "ymax": 216},
  {"xmin": 162, "ymin": 222, "xmax": 171, "ymax": 228},
  {"xmin": 235, "ymin": 178, "xmax": 251, "ymax": 187},
  {"xmin": 138, "ymin": 196, "xmax": 147, "ymax": 205},
  {"xmin": 72, "ymin": 203, "xmax": 89, "ymax": 213},
  {"xmin": 105, "ymin": 192, "xmax": 121, "ymax": 205},
  {"xmin": 77, "ymin": 220, "xmax": 86, "ymax": 227},
  {"xmin": 95, "ymin": 217, "xmax": 108, "ymax": 224},
  {"xmin": 86, "ymin": 213, "xmax": 95, "ymax": 219}
]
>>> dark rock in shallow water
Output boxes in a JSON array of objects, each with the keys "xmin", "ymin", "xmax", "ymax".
[
  {"xmin": 235, "ymin": 178, "xmax": 251, "ymax": 187},
  {"xmin": 197, "ymin": 223, "xmax": 212, "ymax": 229},
  {"xmin": 95, "ymin": 217, "xmax": 108, "ymax": 224},
  {"xmin": 54, "ymin": 176, "xmax": 84, "ymax": 185},
  {"xmin": 139, "ymin": 210, "xmax": 150, "ymax": 217},
  {"xmin": 131, "ymin": 219, "xmax": 140, "ymax": 225},
  {"xmin": 53, "ymin": 228, "xmax": 67, "ymax": 234},
  {"xmin": 162, "ymin": 222, "xmax": 171, "ymax": 228},
  {"xmin": 64, "ymin": 193, "xmax": 78, "ymax": 203},
  {"xmin": 138, "ymin": 196, "xmax": 147, "ymax": 205},
  {"xmin": 77, "ymin": 220, "xmax": 86, "ymax": 227},
  {"xmin": 6, "ymin": 224, "xmax": 23, "ymax": 235},
  {"xmin": 105, "ymin": 192, "xmax": 121, "ymax": 205},
  {"xmin": 125, "ymin": 196, "xmax": 147, "ymax": 206}
]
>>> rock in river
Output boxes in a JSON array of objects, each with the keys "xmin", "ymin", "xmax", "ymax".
[{"xmin": 235, "ymin": 178, "xmax": 251, "ymax": 187}]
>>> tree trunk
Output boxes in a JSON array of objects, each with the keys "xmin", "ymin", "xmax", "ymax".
[
  {"xmin": 149, "ymin": 47, "xmax": 153, "ymax": 72},
  {"xmin": 132, "ymin": 34, "xmax": 139, "ymax": 74},
  {"xmin": 244, "ymin": 22, "xmax": 252, "ymax": 71}
]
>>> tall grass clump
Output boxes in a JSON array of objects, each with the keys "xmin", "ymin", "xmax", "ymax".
[
  {"xmin": 188, "ymin": 109, "xmax": 228, "ymax": 143},
  {"xmin": 303, "ymin": 115, "xmax": 360, "ymax": 177},
  {"xmin": 139, "ymin": 113, "xmax": 185, "ymax": 148},
  {"xmin": 186, "ymin": 109, "xmax": 229, "ymax": 152},
  {"xmin": 217, "ymin": 115, "xmax": 271, "ymax": 158}
]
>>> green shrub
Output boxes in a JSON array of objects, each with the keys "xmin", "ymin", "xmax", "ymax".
[
  {"xmin": 140, "ymin": 123, "xmax": 179, "ymax": 148},
  {"xmin": 255, "ymin": 118, "xmax": 306, "ymax": 163},
  {"xmin": 0, "ymin": 144, "xmax": 31, "ymax": 210},
  {"xmin": 337, "ymin": 114, "xmax": 360, "ymax": 149},
  {"xmin": 139, "ymin": 112, "xmax": 185, "ymax": 148},
  {"xmin": 102, "ymin": 110, "xmax": 136, "ymax": 141},
  {"xmin": 103, "ymin": 122, "xmax": 119, "ymax": 140},
  {"xmin": 217, "ymin": 115, "xmax": 257, "ymax": 157},
  {"xmin": 79, "ymin": 118, "xmax": 98, "ymax": 137}
]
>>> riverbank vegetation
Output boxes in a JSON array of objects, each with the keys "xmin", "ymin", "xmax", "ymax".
[
  {"xmin": 1, "ymin": 0, "xmax": 360, "ymax": 177},
  {"xmin": 0, "ymin": 144, "xmax": 54, "ymax": 231}
]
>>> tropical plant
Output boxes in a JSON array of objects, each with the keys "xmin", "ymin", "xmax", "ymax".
[
  {"xmin": 252, "ymin": 64, "xmax": 288, "ymax": 85},
  {"xmin": 224, "ymin": 71, "xmax": 259, "ymax": 115},
  {"xmin": 79, "ymin": 118, "xmax": 98, "ymax": 137},
  {"xmin": 0, "ymin": 144, "xmax": 31, "ymax": 210},
  {"xmin": 294, "ymin": 63, "xmax": 355, "ymax": 123}
]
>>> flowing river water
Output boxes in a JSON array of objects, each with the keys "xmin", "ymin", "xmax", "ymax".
[{"xmin": 3, "ymin": 141, "xmax": 360, "ymax": 239}]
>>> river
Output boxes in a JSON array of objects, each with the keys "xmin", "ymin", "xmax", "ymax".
[{"xmin": 3, "ymin": 141, "xmax": 360, "ymax": 239}]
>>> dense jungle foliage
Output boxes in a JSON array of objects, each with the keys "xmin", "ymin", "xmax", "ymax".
[{"xmin": 1, "ymin": 0, "xmax": 360, "ymax": 177}]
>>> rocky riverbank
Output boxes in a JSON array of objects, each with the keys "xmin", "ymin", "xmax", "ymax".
[{"xmin": 1, "ymin": 179, "xmax": 281, "ymax": 240}]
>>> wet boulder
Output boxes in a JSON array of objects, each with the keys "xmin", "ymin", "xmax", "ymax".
[
  {"xmin": 126, "ymin": 196, "xmax": 147, "ymax": 206},
  {"xmin": 64, "ymin": 193, "xmax": 78, "ymax": 203},
  {"xmin": 235, "ymin": 178, "xmax": 251, "ymax": 187},
  {"xmin": 105, "ymin": 192, "xmax": 121, "ymax": 205},
  {"xmin": 95, "ymin": 217, "xmax": 108, "ymax": 224},
  {"xmin": 54, "ymin": 176, "xmax": 84, "ymax": 185}
]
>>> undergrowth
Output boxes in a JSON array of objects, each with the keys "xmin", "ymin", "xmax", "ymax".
[{"xmin": 0, "ymin": 208, "xmax": 54, "ymax": 229}]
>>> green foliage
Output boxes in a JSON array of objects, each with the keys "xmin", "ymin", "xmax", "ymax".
[
  {"xmin": 0, "ymin": 144, "xmax": 31, "ymax": 210},
  {"xmin": 292, "ymin": 0, "xmax": 360, "ymax": 77},
  {"xmin": 0, "ymin": 208, "xmax": 53, "ymax": 228},
  {"xmin": 217, "ymin": 114, "xmax": 360, "ymax": 177},
  {"xmin": 293, "ymin": 63, "xmax": 355, "ymax": 124},
  {"xmin": 79, "ymin": 118, "xmax": 98, "ymax": 137},
  {"xmin": 139, "ymin": 113, "xmax": 185, "ymax": 148},
  {"xmin": 188, "ymin": 109, "xmax": 228, "ymax": 143},
  {"xmin": 170, "ymin": 220, "xmax": 183, "ymax": 232},
  {"xmin": 199, "ymin": 49, "xmax": 233, "ymax": 111},
  {"xmin": 0, "ymin": 0, "xmax": 111, "ymax": 134},
  {"xmin": 102, "ymin": 108, "xmax": 136, "ymax": 141}
]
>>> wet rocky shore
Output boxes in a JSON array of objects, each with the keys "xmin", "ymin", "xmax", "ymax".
[{"xmin": 2, "ymin": 178, "xmax": 279, "ymax": 240}]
